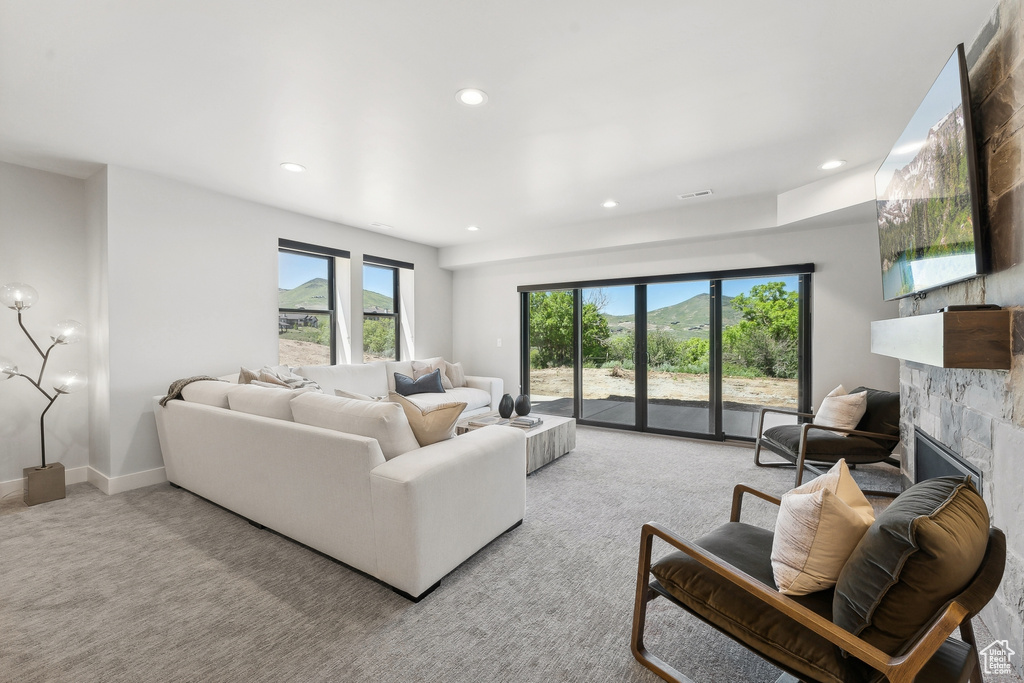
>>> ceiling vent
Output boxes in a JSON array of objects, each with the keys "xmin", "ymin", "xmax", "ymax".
[
  {"xmin": 370, "ymin": 222, "xmax": 393, "ymax": 230},
  {"xmin": 677, "ymin": 189, "xmax": 713, "ymax": 200}
]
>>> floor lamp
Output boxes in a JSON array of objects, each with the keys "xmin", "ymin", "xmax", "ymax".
[{"xmin": 0, "ymin": 283, "xmax": 86, "ymax": 506}]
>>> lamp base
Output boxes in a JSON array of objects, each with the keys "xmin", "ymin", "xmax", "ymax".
[{"xmin": 24, "ymin": 463, "xmax": 65, "ymax": 506}]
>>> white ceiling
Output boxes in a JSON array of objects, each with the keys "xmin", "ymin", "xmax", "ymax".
[{"xmin": 0, "ymin": 0, "xmax": 997, "ymax": 250}]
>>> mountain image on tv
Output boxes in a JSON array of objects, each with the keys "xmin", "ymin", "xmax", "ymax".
[{"xmin": 875, "ymin": 48, "xmax": 978, "ymax": 300}]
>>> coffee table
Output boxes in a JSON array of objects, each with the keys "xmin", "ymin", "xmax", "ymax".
[{"xmin": 456, "ymin": 412, "xmax": 576, "ymax": 475}]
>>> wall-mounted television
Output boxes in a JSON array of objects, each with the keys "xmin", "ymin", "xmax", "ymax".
[{"xmin": 875, "ymin": 43, "xmax": 989, "ymax": 301}]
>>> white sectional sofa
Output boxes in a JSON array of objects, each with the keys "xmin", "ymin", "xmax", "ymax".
[{"xmin": 154, "ymin": 374, "xmax": 525, "ymax": 600}]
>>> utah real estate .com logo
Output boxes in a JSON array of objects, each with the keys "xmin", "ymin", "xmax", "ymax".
[{"xmin": 980, "ymin": 640, "xmax": 1016, "ymax": 677}]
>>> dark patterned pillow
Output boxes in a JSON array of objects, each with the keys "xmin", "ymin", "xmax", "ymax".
[{"xmin": 394, "ymin": 369, "xmax": 445, "ymax": 396}]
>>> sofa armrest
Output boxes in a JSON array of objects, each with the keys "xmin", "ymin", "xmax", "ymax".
[
  {"xmin": 464, "ymin": 375, "xmax": 503, "ymax": 410},
  {"xmin": 369, "ymin": 426, "xmax": 526, "ymax": 597}
]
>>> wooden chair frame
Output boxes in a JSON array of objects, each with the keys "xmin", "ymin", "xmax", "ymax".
[
  {"xmin": 753, "ymin": 406, "xmax": 901, "ymax": 490},
  {"xmin": 631, "ymin": 484, "xmax": 1004, "ymax": 683}
]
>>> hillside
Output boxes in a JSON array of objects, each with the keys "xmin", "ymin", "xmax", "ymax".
[
  {"xmin": 604, "ymin": 293, "xmax": 741, "ymax": 340},
  {"xmin": 278, "ymin": 278, "xmax": 394, "ymax": 312}
]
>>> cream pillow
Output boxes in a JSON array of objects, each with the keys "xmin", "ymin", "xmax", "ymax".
[
  {"xmin": 814, "ymin": 385, "xmax": 867, "ymax": 433},
  {"xmin": 290, "ymin": 392, "xmax": 419, "ymax": 460},
  {"xmin": 389, "ymin": 392, "xmax": 467, "ymax": 447},
  {"xmin": 771, "ymin": 460, "xmax": 875, "ymax": 595},
  {"xmin": 335, "ymin": 389, "xmax": 385, "ymax": 401},
  {"xmin": 444, "ymin": 361, "xmax": 467, "ymax": 388},
  {"xmin": 412, "ymin": 357, "xmax": 454, "ymax": 390},
  {"xmin": 227, "ymin": 384, "xmax": 315, "ymax": 421}
]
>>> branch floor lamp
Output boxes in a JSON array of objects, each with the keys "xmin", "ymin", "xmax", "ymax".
[{"xmin": 0, "ymin": 283, "xmax": 86, "ymax": 506}]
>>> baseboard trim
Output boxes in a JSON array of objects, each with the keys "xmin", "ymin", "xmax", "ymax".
[
  {"xmin": 87, "ymin": 466, "xmax": 167, "ymax": 495},
  {"xmin": 0, "ymin": 465, "xmax": 90, "ymax": 500}
]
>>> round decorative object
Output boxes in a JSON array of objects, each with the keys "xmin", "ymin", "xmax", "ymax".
[
  {"xmin": 514, "ymin": 394, "xmax": 532, "ymax": 416},
  {"xmin": 0, "ymin": 282, "xmax": 38, "ymax": 310},
  {"xmin": 498, "ymin": 393, "xmax": 515, "ymax": 419}
]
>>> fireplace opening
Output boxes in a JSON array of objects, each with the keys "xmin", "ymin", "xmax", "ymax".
[{"xmin": 914, "ymin": 428, "xmax": 983, "ymax": 491}]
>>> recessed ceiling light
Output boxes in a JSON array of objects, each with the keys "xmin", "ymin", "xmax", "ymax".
[
  {"xmin": 456, "ymin": 88, "xmax": 488, "ymax": 106},
  {"xmin": 820, "ymin": 159, "xmax": 846, "ymax": 170},
  {"xmin": 280, "ymin": 162, "xmax": 306, "ymax": 173},
  {"xmin": 602, "ymin": 200, "xmax": 619, "ymax": 208},
  {"xmin": 467, "ymin": 225, "xmax": 480, "ymax": 231}
]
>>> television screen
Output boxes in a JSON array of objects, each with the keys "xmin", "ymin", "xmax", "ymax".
[{"xmin": 875, "ymin": 44, "xmax": 987, "ymax": 301}]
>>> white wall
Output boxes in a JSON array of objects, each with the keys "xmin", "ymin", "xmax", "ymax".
[
  {"xmin": 451, "ymin": 217, "xmax": 899, "ymax": 407},
  {"xmin": 100, "ymin": 166, "xmax": 452, "ymax": 479},
  {"xmin": 0, "ymin": 162, "xmax": 89, "ymax": 483}
]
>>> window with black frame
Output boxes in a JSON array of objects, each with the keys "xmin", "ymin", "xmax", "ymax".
[
  {"xmin": 363, "ymin": 259, "xmax": 401, "ymax": 362},
  {"xmin": 277, "ymin": 239, "xmax": 347, "ymax": 366}
]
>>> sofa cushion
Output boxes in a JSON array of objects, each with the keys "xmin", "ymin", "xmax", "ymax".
[
  {"xmin": 406, "ymin": 386, "xmax": 491, "ymax": 412},
  {"xmin": 294, "ymin": 362, "xmax": 387, "ymax": 397},
  {"xmin": 849, "ymin": 386, "xmax": 900, "ymax": 446},
  {"xmin": 413, "ymin": 357, "xmax": 453, "ymax": 390},
  {"xmin": 762, "ymin": 426, "xmax": 894, "ymax": 464},
  {"xmin": 389, "ymin": 392, "xmax": 466, "ymax": 446},
  {"xmin": 771, "ymin": 460, "xmax": 874, "ymax": 596},
  {"xmin": 395, "ymin": 369, "xmax": 445, "ymax": 396},
  {"xmin": 227, "ymin": 384, "xmax": 314, "ymax": 421},
  {"xmin": 833, "ymin": 476, "xmax": 989, "ymax": 655},
  {"xmin": 445, "ymin": 361, "xmax": 467, "ymax": 388},
  {"xmin": 385, "ymin": 360, "xmax": 414, "ymax": 392},
  {"xmin": 290, "ymin": 392, "xmax": 419, "ymax": 460},
  {"xmin": 180, "ymin": 380, "xmax": 238, "ymax": 408},
  {"xmin": 335, "ymin": 389, "xmax": 384, "ymax": 401}
]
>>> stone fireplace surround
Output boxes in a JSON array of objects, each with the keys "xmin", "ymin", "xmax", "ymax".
[{"xmin": 894, "ymin": 0, "xmax": 1024, "ymax": 669}]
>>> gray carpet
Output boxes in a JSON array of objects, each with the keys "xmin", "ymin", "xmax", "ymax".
[{"xmin": 0, "ymin": 427, "xmax": 925, "ymax": 682}]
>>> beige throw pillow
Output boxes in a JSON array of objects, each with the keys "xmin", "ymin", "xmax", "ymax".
[
  {"xmin": 412, "ymin": 357, "xmax": 453, "ymax": 390},
  {"xmin": 238, "ymin": 366, "xmax": 260, "ymax": 384},
  {"xmin": 771, "ymin": 459, "xmax": 875, "ymax": 595},
  {"xmin": 444, "ymin": 361, "xmax": 467, "ymax": 388},
  {"xmin": 389, "ymin": 391, "xmax": 466, "ymax": 447},
  {"xmin": 814, "ymin": 385, "xmax": 867, "ymax": 433}
]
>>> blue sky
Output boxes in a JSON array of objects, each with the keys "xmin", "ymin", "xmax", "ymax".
[
  {"xmin": 278, "ymin": 252, "xmax": 394, "ymax": 296},
  {"xmin": 875, "ymin": 48, "xmax": 964, "ymax": 196},
  {"xmin": 587, "ymin": 276, "xmax": 798, "ymax": 315}
]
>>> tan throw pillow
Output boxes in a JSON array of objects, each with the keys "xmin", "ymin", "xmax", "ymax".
[
  {"xmin": 444, "ymin": 361, "xmax": 467, "ymax": 388},
  {"xmin": 389, "ymin": 391, "xmax": 466, "ymax": 447},
  {"xmin": 257, "ymin": 371, "xmax": 289, "ymax": 387},
  {"xmin": 814, "ymin": 385, "xmax": 867, "ymax": 433},
  {"xmin": 238, "ymin": 366, "xmax": 259, "ymax": 384},
  {"xmin": 412, "ymin": 358, "xmax": 453, "ymax": 390},
  {"xmin": 771, "ymin": 459, "xmax": 875, "ymax": 595}
]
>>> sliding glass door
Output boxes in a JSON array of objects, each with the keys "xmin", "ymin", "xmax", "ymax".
[
  {"xmin": 520, "ymin": 265, "xmax": 812, "ymax": 441},
  {"xmin": 644, "ymin": 280, "xmax": 716, "ymax": 436}
]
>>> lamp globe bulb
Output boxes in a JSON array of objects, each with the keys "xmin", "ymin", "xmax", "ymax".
[
  {"xmin": 54, "ymin": 370, "xmax": 86, "ymax": 394},
  {"xmin": 0, "ymin": 283, "xmax": 38, "ymax": 311},
  {"xmin": 51, "ymin": 319, "xmax": 85, "ymax": 345},
  {"xmin": 0, "ymin": 357, "xmax": 17, "ymax": 380}
]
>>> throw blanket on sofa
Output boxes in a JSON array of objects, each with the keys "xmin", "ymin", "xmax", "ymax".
[{"xmin": 159, "ymin": 375, "xmax": 224, "ymax": 407}]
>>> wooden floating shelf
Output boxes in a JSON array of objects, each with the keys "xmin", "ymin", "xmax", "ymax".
[{"xmin": 870, "ymin": 310, "xmax": 1012, "ymax": 370}]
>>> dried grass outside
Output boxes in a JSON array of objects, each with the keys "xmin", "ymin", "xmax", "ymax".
[{"xmin": 530, "ymin": 366, "xmax": 797, "ymax": 408}]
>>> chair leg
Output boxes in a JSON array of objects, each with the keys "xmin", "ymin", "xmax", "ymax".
[
  {"xmin": 959, "ymin": 618, "xmax": 984, "ymax": 683},
  {"xmin": 631, "ymin": 527, "xmax": 697, "ymax": 683}
]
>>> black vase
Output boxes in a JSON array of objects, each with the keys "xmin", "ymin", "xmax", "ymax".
[
  {"xmin": 498, "ymin": 393, "xmax": 515, "ymax": 418},
  {"xmin": 514, "ymin": 394, "xmax": 532, "ymax": 416}
]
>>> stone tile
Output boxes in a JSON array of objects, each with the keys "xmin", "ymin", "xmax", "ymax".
[
  {"xmin": 992, "ymin": 420, "xmax": 1024, "ymax": 557},
  {"xmin": 988, "ymin": 133, "xmax": 1023, "ymax": 198},
  {"xmin": 982, "ymin": 74, "xmax": 1024, "ymax": 149},
  {"xmin": 964, "ymin": 408, "xmax": 995, "ymax": 449},
  {"xmin": 940, "ymin": 399, "xmax": 965, "ymax": 450},
  {"xmin": 988, "ymin": 182, "xmax": 1024, "ymax": 271}
]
